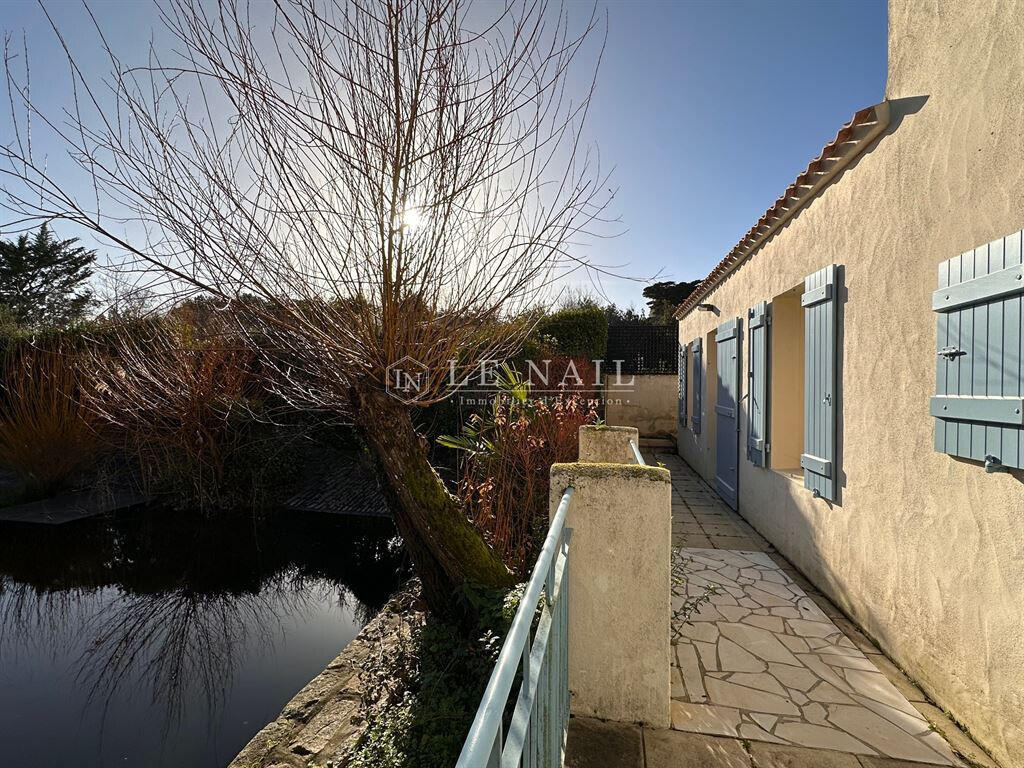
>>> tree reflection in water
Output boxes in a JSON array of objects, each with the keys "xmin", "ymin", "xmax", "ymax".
[{"xmin": 0, "ymin": 508, "xmax": 406, "ymax": 754}]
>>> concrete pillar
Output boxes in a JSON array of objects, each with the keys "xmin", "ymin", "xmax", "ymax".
[
  {"xmin": 578, "ymin": 424, "xmax": 640, "ymax": 464},
  {"xmin": 550, "ymin": 461, "xmax": 671, "ymax": 728}
]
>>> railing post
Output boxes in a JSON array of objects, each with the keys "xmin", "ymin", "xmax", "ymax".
[
  {"xmin": 549, "ymin": 460, "xmax": 671, "ymax": 728},
  {"xmin": 577, "ymin": 424, "xmax": 640, "ymax": 464}
]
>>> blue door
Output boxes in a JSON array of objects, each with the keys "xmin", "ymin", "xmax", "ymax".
[{"xmin": 715, "ymin": 318, "xmax": 741, "ymax": 509}]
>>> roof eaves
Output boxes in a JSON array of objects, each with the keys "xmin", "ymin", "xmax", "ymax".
[{"xmin": 674, "ymin": 100, "xmax": 892, "ymax": 321}]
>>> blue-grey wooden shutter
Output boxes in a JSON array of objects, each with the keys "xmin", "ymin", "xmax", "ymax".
[
  {"xmin": 801, "ymin": 265, "xmax": 837, "ymax": 500},
  {"xmin": 678, "ymin": 342, "xmax": 688, "ymax": 430},
  {"xmin": 932, "ymin": 229, "xmax": 1024, "ymax": 471},
  {"xmin": 747, "ymin": 300, "xmax": 770, "ymax": 467},
  {"xmin": 714, "ymin": 317, "xmax": 742, "ymax": 509},
  {"xmin": 691, "ymin": 337, "xmax": 702, "ymax": 434}
]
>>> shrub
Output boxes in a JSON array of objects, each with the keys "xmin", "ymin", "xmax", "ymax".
[
  {"xmin": 440, "ymin": 368, "xmax": 597, "ymax": 576},
  {"xmin": 532, "ymin": 303, "xmax": 608, "ymax": 360},
  {"xmin": 541, "ymin": 354, "xmax": 598, "ymax": 395},
  {"xmin": 0, "ymin": 339, "xmax": 103, "ymax": 498}
]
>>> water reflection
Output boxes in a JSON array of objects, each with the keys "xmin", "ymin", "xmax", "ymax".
[{"xmin": 0, "ymin": 509, "xmax": 406, "ymax": 766}]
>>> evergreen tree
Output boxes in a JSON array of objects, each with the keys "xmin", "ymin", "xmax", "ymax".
[
  {"xmin": 643, "ymin": 279, "xmax": 701, "ymax": 323},
  {"xmin": 0, "ymin": 225, "xmax": 96, "ymax": 329},
  {"xmin": 605, "ymin": 302, "xmax": 649, "ymax": 325}
]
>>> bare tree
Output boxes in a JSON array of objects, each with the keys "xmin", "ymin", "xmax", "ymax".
[{"xmin": 0, "ymin": 0, "xmax": 613, "ymax": 613}]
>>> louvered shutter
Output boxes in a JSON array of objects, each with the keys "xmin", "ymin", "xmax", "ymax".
[
  {"xmin": 678, "ymin": 342, "xmax": 688, "ymax": 430},
  {"xmin": 932, "ymin": 229, "xmax": 1024, "ymax": 471},
  {"xmin": 691, "ymin": 337, "xmax": 703, "ymax": 435},
  {"xmin": 747, "ymin": 300, "xmax": 770, "ymax": 467},
  {"xmin": 801, "ymin": 265, "xmax": 838, "ymax": 500}
]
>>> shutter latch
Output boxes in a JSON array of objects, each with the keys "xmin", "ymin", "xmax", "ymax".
[
  {"xmin": 984, "ymin": 454, "xmax": 1008, "ymax": 474},
  {"xmin": 938, "ymin": 346, "xmax": 966, "ymax": 360}
]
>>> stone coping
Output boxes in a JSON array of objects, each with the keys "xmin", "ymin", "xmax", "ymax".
[
  {"xmin": 551, "ymin": 461, "xmax": 671, "ymax": 484},
  {"xmin": 579, "ymin": 424, "xmax": 638, "ymax": 434}
]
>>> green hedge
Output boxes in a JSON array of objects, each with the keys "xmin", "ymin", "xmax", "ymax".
[
  {"xmin": 0, "ymin": 318, "xmax": 162, "ymax": 359},
  {"xmin": 532, "ymin": 305, "xmax": 608, "ymax": 360}
]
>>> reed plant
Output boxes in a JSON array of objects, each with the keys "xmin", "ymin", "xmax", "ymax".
[
  {"xmin": 85, "ymin": 315, "xmax": 266, "ymax": 511},
  {"xmin": 0, "ymin": 339, "xmax": 102, "ymax": 498}
]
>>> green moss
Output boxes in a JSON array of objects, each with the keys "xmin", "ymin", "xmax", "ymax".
[
  {"xmin": 580, "ymin": 424, "xmax": 634, "ymax": 434},
  {"xmin": 401, "ymin": 457, "xmax": 514, "ymax": 588},
  {"xmin": 551, "ymin": 461, "xmax": 671, "ymax": 484}
]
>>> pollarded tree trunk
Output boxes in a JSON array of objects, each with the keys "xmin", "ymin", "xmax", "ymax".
[{"xmin": 355, "ymin": 388, "xmax": 515, "ymax": 615}]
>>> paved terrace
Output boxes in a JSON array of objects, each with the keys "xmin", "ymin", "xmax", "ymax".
[{"xmin": 565, "ymin": 452, "xmax": 997, "ymax": 768}]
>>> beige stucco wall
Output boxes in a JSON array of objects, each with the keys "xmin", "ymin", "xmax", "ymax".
[
  {"xmin": 676, "ymin": 2, "xmax": 1024, "ymax": 765},
  {"xmin": 551, "ymin": 462, "xmax": 671, "ymax": 727},
  {"xmin": 603, "ymin": 373, "xmax": 678, "ymax": 438},
  {"xmin": 768, "ymin": 290, "xmax": 804, "ymax": 471}
]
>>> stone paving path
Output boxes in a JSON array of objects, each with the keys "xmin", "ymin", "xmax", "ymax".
[
  {"xmin": 565, "ymin": 451, "xmax": 999, "ymax": 768},
  {"xmin": 672, "ymin": 548, "xmax": 957, "ymax": 764}
]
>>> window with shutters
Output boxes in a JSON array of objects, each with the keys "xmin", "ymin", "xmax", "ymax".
[
  {"xmin": 714, "ymin": 317, "xmax": 742, "ymax": 509},
  {"xmin": 768, "ymin": 284, "xmax": 805, "ymax": 476},
  {"xmin": 932, "ymin": 229, "xmax": 1024, "ymax": 472}
]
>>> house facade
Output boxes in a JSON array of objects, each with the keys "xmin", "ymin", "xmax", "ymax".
[{"xmin": 675, "ymin": 2, "xmax": 1024, "ymax": 766}]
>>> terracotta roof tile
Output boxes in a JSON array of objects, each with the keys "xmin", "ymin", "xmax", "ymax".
[{"xmin": 674, "ymin": 101, "xmax": 890, "ymax": 320}]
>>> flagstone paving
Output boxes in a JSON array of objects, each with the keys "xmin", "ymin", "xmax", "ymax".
[
  {"xmin": 671, "ymin": 547, "xmax": 958, "ymax": 765},
  {"xmin": 565, "ymin": 452, "xmax": 999, "ymax": 768}
]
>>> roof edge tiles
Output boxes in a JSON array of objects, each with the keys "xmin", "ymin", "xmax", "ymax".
[{"xmin": 674, "ymin": 100, "xmax": 891, "ymax": 321}]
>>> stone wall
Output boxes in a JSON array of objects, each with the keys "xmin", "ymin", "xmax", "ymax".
[
  {"xmin": 229, "ymin": 586, "xmax": 421, "ymax": 768},
  {"xmin": 603, "ymin": 373, "xmax": 678, "ymax": 438},
  {"xmin": 553, "ymin": 426, "xmax": 673, "ymax": 728}
]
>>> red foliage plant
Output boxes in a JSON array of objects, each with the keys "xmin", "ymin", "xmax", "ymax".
[
  {"xmin": 443, "ymin": 367, "xmax": 598, "ymax": 577},
  {"xmin": 527, "ymin": 355, "xmax": 598, "ymax": 397}
]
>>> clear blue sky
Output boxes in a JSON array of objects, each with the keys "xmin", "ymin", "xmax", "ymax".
[
  {"xmin": 0, "ymin": 0, "xmax": 888, "ymax": 312},
  {"xmin": 585, "ymin": 0, "xmax": 888, "ymax": 308}
]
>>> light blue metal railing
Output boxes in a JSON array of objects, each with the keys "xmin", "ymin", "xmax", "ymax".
[
  {"xmin": 629, "ymin": 439, "xmax": 646, "ymax": 466},
  {"xmin": 456, "ymin": 485, "xmax": 574, "ymax": 768}
]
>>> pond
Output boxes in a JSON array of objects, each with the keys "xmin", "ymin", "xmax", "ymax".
[{"xmin": 0, "ymin": 507, "xmax": 406, "ymax": 766}]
